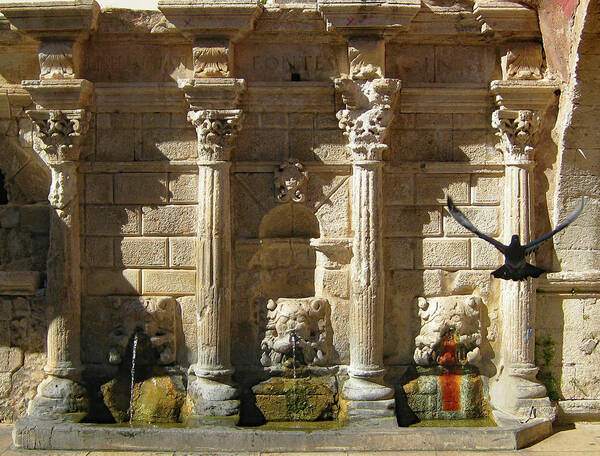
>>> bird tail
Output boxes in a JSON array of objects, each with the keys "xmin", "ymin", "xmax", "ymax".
[{"xmin": 492, "ymin": 263, "xmax": 545, "ymax": 281}]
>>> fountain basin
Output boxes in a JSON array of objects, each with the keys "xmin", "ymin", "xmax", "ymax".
[
  {"xmin": 12, "ymin": 415, "xmax": 553, "ymax": 451},
  {"xmin": 252, "ymin": 376, "xmax": 337, "ymax": 421}
]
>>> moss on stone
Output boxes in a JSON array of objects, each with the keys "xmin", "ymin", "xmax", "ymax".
[{"xmin": 253, "ymin": 376, "xmax": 338, "ymax": 422}]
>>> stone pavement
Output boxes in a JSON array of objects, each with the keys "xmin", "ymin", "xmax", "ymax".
[{"xmin": 0, "ymin": 423, "xmax": 598, "ymax": 456}]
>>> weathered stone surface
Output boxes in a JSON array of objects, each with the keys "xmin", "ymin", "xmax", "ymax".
[{"xmin": 253, "ymin": 377, "xmax": 337, "ymax": 422}]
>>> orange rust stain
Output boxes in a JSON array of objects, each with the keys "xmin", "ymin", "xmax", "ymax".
[{"xmin": 439, "ymin": 373, "xmax": 461, "ymax": 412}]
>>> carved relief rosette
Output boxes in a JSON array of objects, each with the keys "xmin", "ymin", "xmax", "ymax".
[{"xmin": 188, "ymin": 109, "xmax": 243, "ymax": 162}]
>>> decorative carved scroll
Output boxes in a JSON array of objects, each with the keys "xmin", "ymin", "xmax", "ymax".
[
  {"xmin": 502, "ymin": 43, "xmax": 543, "ymax": 81},
  {"xmin": 39, "ymin": 41, "xmax": 75, "ymax": 80},
  {"xmin": 348, "ymin": 41, "xmax": 384, "ymax": 81},
  {"xmin": 274, "ymin": 158, "xmax": 308, "ymax": 203},
  {"xmin": 108, "ymin": 297, "xmax": 177, "ymax": 366},
  {"xmin": 260, "ymin": 297, "xmax": 332, "ymax": 368},
  {"xmin": 193, "ymin": 46, "xmax": 230, "ymax": 78},
  {"xmin": 414, "ymin": 296, "xmax": 483, "ymax": 367}
]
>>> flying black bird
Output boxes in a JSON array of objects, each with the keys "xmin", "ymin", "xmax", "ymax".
[{"xmin": 446, "ymin": 196, "xmax": 584, "ymax": 281}]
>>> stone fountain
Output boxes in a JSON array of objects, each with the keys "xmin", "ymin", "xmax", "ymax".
[{"xmin": 0, "ymin": 0, "xmax": 570, "ymax": 452}]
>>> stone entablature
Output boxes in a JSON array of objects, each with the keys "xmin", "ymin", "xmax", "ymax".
[{"xmin": 1, "ymin": 0, "xmax": 595, "ymax": 431}]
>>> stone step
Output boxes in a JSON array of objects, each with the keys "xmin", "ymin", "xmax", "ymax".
[{"xmin": 13, "ymin": 416, "xmax": 553, "ymax": 452}]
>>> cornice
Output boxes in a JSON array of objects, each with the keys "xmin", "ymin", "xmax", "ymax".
[
  {"xmin": 318, "ymin": 0, "xmax": 421, "ymax": 36},
  {"xmin": 0, "ymin": 0, "xmax": 99, "ymax": 41},
  {"xmin": 490, "ymin": 79, "xmax": 559, "ymax": 111},
  {"xmin": 158, "ymin": 0, "xmax": 263, "ymax": 42}
]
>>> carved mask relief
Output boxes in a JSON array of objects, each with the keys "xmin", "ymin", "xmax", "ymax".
[{"xmin": 260, "ymin": 297, "xmax": 332, "ymax": 368}]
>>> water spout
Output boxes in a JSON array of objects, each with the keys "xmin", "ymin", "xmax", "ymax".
[
  {"xmin": 289, "ymin": 329, "xmax": 298, "ymax": 379},
  {"xmin": 129, "ymin": 332, "xmax": 139, "ymax": 425}
]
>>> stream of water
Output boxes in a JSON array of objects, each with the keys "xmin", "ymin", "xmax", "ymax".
[{"xmin": 129, "ymin": 332, "xmax": 139, "ymax": 425}]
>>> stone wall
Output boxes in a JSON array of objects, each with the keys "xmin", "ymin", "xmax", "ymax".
[
  {"xmin": 0, "ymin": 203, "xmax": 49, "ymax": 421},
  {"xmin": 81, "ymin": 112, "xmax": 198, "ymax": 367},
  {"xmin": 535, "ymin": 0, "xmax": 600, "ymax": 421}
]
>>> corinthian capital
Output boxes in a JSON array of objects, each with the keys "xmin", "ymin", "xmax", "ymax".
[
  {"xmin": 492, "ymin": 109, "xmax": 540, "ymax": 163},
  {"xmin": 188, "ymin": 109, "xmax": 243, "ymax": 162},
  {"xmin": 335, "ymin": 77, "xmax": 400, "ymax": 161},
  {"xmin": 28, "ymin": 109, "xmax": 90, "ymax": 163}
]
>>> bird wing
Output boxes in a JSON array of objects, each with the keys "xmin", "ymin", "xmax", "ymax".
[
  {"xmin": 524, "ymin": 197, "xmax": 584, "ymax": 255},
  {"xmin": 446, "ymin": 196, "xmax": 507, "ymax": 253}
]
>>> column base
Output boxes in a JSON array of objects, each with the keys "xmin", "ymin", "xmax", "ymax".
[
  {"xmin": 490, "ymin": 365, "xmax": 557, "ymax": 421},
  {"xmin": 27, "ymin": 376, "xmax": 87, "ymax": 422},
  {"xmin": 188, "ymin": 375, "xmax": 240, "ymax": 417},
  {"xmin": 341, "ymin": 376, "xmax": 395, "ymax": 419}
]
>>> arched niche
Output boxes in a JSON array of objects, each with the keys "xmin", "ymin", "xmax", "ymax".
[{"xmin": 254, "ymin": 204, "xmax": 320, "ymax": 299}]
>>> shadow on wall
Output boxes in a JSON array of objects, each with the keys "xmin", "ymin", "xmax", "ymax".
[
  {"xmin": 0, "ymin": 138, "xmax": 52, "ymax": 422},
  {"xmin": 81, "ymin": 155, "xmax": 189, "ymax": 422}
]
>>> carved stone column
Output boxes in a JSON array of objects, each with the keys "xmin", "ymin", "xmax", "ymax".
[
  {"xmin": 25, "ymin": 94, "xmax": 92, "ymax": 420},
  {"xmin": 0, "ymin": 1, "xmax": 98, "ymax": 421},
  {"xmin": 335, "ymin": 70, "xmax": 400, "ymax": 418},
  {"xmin": 489, "ymin": 73, "xmax": 558, "ymax": 420},
  {"xmin": 179, "ymin": 79, "xmax": 245, "ymax": 417}
]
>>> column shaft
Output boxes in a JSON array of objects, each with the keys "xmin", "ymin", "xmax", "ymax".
[
  {"xmin": 195, "ymin": 161, "xmax": 233, "ymax": 378},
  {"xmin": 501, "ymin": 163, "xmax": 536, "ymax": 368},
  {"xmin": 349, "ymin": 161, "xmax": 384, "ymax": 378}
]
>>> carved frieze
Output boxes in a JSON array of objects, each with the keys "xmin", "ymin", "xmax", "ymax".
[
  {"xmin": 335, "ymin": 77, "xmax": 400, "ymax": 161},
  {"xmin": 274, "ymin": 158, "xmax": 308, "ymax": 203},
  {"xmin": 39, "ymin": 41, "xmax": 76, "ymax": 80},
  {"xmin": 28, "ymin": 109, "xmax": 90, "ymax": 162},
  {"xmin": 492, "ymin": 109, "xmax": 540, "ymax": 162},
  {"xmin": 193, "ymin": 45, "xmax": 230, "ymax": 78},
  {"xmin": 414, "ymin": 296, "xmax": 483, "ymax": 367},
  {"xmin": 260, "ymin": 297, "xmax": 332, "ymax": 368},
  {"xmin": 188, "ymin": 109, "xmax": 243, "ymax": 161},
  {"xmin": 108, "ymin": 297, "xmax": 177, "ymax": 366},
  {"xmin": 502, "ymin": 43, "xmax": 543, "ymax": 81}
]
